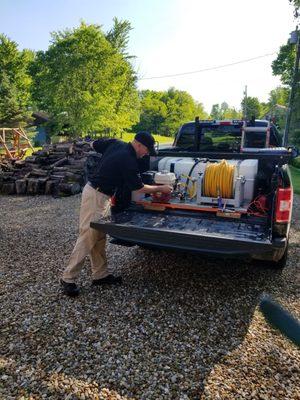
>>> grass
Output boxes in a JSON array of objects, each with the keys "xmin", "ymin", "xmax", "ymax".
[
  {"xmin": 119, "ymin": 132, "xmax": 173, "ymax": 144},
  {"xmin": 290, "ymin": 165, "xmax": 300, "ymax": 195}
]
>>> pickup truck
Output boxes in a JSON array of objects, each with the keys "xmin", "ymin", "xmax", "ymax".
[{"xmin": 91, "ymin": 119, "xmax": 296, "ymax": 269}]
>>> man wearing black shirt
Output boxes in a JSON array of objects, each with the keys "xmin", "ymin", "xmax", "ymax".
[{"xmin": 61, "ymin": 132, "xmax": 172, "ymax": 297}]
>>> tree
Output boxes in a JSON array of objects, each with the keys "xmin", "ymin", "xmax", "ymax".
[
  {"xmin": 134, "ymin": 91, "xmax": 167, "ymax": 133},
  {"xmin": 268, "ymin": 86, "xmax": 290, "ymax": 106},
  {"xmin": 289, "ymin": 0, "xmax": 300, "ymax": 18},
  {"xmin": 160, "ymin": 88, "xmax": 207, "ymax": 136},
  {"xmin": 241, "ymin": 96, "xmax": 261, "ymax": 119},
  {"xmin": 30, "ymin": 22, "xmax": 139, "ymax": 136},
  {"xmin": 105, "ymin": 17, "xmax": 133, "ymax": 58},
  {"xmin": 210, "ymin": 104, "xmax": 221, "ymax": 119},
  {"xmin": 210, "ymin": 102, "xmax": 242, "ymax": 119},
  {"xmin": 0, "ymin": 34, "xmax": 33, "ymax": 126},
  {"xmin": 134, "ymin": 88, "xmax": 207, "ymax": 136},
  {"xmin": 272, "ymin": 42, "xmax": 296, "ymax": 85},
  {"xmin": 272, "ymin": 33, "xmax": 300, "ymax": 144}
]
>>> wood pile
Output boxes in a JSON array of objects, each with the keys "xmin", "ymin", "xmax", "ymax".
[{"xmin": 0, "ymin": 141, "xmax": 92, "ymax": 196}]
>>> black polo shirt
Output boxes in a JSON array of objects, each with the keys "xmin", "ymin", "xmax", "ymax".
[{"xmin": 91, "ymin": 138, "xmax": 145, "ymax": 196}]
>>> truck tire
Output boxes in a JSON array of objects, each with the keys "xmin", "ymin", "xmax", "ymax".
[
  {"xmin": 269, "ymin": 245, "xmax": 289, "ymax": 269},
  {"xmin": 253, "ymin": 243, "xmax": 288, "ymax": 270}
]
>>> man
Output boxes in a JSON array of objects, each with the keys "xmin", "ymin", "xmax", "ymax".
[{"xmin": 61, "ymin": 131, "xmax": 172, "ymax": 297}]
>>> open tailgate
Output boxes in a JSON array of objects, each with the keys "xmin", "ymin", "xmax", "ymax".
[{"xmin": 90, "ymin": 209, "xmax": 274, "ymax": 256}]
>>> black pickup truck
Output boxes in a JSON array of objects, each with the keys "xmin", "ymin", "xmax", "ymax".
[{"xmin": 91, "ymin": 119, "xmax": 296, "ymax": 269}]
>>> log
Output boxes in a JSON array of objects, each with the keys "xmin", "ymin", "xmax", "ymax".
[
  {"xmin": 1, "ymin": 182, "xmax": 15, "ymax": 195},
  {"xmin": 1, "ymin": 172, "xmax": 14, "ymax": 178},
  {"xmin": 15, "ymin": 179, "xmax": 27, "ymax": 194},
  {"xmin": 49, "ymin": 157, "xmax": 68, "ymax": 169},
  {"xmin": 49, "ymin": 174, "xmax": 65, "ymax": 180},
  {"xmin": 63, "ymin": 172, "xmax": 84, "ymax": 183},
  {"xmin": 26, "ymin": 178, "xmax": 46, "ymax": 195},
  {"xmin": 27, "ymin": 178, "xmax": 38, "ymax": 195},
  {"xmin": 58, "ymin": 182, "xmax": 81, "ymax": 196},
  {"xmin": 48, "ymin": 152, "xmax": 67, "ymax": 159},
  {"xmin": 14, "ymin": 160, "xmax": 26, "ymax": 168},
  {"xmin": 25, "ymin": 156, "xmax": 37, "ymax": 163},
  {"xmin": 30, "ymin": 169, "xmax": 49, "ymax": 177},
  {"xmin": 33, "ymin": 150, "xmax": 49, "ymax": 157},
  {"xmin": 52, "ymin": 166, "xmax": 68, "ymax": 173},
  {"xmin": 45, "ymin": 180, "xmax": 58, "ymax": 195},
  {"xmin": 68, "ymin": 159, "xmax": 86, "ymax": 167},
  {"xmin": 37, "ymin": 178, "xmax": 48, "ymax": 194},
  {"xmin": 53, "ymin": 143, "xmax": 74, "ymax": 154}
]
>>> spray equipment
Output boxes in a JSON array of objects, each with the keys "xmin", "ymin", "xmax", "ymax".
[
  {"xmin": 178, "ymin": 174, "xmax": 198, "ymax": 200},
  {"xmin": 151, "ymin": 171, "xmax": 176, "ymax": 203},
  {"xmin": 196, "ymin": 159, "xmax": 246, "ymax": 208}
]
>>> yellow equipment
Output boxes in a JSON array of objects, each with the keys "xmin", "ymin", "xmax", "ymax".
[{"xmin": 203, "ymin": 160, "xmax": 235, "ymax": 199}]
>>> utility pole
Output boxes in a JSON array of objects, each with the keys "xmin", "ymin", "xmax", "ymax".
[
  {"xmin": 283, "ymin": 27, "xmax": 300, "ymax": 147},
  {"xmin": 243, "ymin": 85, "xmax": 248, "ymax": 120}
]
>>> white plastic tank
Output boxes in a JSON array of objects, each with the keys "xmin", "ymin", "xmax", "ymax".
[
  {"xmin": 158, "ymin": 157, "xmax": 258, "ymax": 201},
  {"xmin": 154, "ymin": 171, "xmax": 176, "ymax": 185}
]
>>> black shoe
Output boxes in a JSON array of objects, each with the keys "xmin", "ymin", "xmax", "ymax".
[
  {"xmin": 92, "ymin": 274, "xmax": 122, "ymax": 286},
  {"xmin": 60, "ymin": 279, "xmax": 80, "ymax": 297}
]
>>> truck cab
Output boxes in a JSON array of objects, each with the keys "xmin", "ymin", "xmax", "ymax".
[{"xmin": 91, "ymin": 119, "xmax": 295, "ymax": 269}]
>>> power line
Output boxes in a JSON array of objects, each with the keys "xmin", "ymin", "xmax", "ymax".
[{"xmin": 138, "ymin": 52, "xmax": 277, "ymax": 81}]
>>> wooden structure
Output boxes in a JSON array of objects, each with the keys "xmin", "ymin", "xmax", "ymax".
[{"xmin": 0, "ymin": 127, "xmax": 34, "ymax": 160}]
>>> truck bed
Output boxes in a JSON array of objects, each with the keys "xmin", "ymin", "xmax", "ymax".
[{"xmin": 90, "ymin": 208, "xmax": 276, "ymax": 257}]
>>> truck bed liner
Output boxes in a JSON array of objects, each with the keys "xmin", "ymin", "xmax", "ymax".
[{"xmin": 91, "ymin": 209, "xmax": 274, "ymax": 256}]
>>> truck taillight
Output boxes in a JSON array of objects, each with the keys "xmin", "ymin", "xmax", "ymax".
[
  {"xmin": 219, "ymin": 121, "xmax": 232, "ymax": 125},
  {"xmin": 275, "ymin": 188, "xmax": 293, "ymax": 223}
]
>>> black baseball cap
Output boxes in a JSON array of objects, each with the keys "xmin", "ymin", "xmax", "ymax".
[{"xmin": 134, "ymin": 131, "xmax": 157, "ymax": 156}]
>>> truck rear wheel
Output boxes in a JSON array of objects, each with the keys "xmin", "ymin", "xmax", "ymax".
[{"xmin": 253, "ymin": 243, "xmax": 288, "ymax": 270}]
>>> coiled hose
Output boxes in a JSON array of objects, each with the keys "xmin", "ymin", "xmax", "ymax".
[{"xmin": 203, "ymin": 160, "xmax": 235, "ymax": 198}]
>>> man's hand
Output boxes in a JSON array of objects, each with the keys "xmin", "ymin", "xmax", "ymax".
[
  {"xmin": 158, "ymin": 185, "xmax": 173, "ymax": 194},
  {"xmin": 137, "ymin": 184, "xmax": 173, "ymax": 195}
]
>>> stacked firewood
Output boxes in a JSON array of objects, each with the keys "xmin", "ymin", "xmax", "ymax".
[{"xmin": 0, "ymin": 141, "xmax": 92, "ymax": 196}]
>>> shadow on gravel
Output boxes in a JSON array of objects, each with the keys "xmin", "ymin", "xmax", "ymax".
[{"xmin": 0, "ymin": 243, "xmax": 287, "ymax": 399}]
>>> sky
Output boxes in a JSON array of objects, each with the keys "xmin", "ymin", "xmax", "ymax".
[{"xmin": 0, "ymin": 0, "xmax": 297, "ymax": 113}]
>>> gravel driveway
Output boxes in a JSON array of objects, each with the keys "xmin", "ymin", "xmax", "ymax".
[{"xmin": 0, "ymin": 194, "xmax": 299, "ymax": 400}]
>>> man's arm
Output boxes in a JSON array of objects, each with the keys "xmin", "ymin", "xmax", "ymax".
[
  {"xmin": 121, "ymin": 158, "xmax": 173, "ymax": 195},
  {"xmin": 91, "ymin": 138, "xmax": 118, "ymax": 154},
  {"xmin": 134, "ymin": 184, "xmax": 172, "ymax": 195}
]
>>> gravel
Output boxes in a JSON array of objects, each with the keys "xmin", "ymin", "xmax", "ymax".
[{"xmin": 0, "ymin": 194, "xmax": 299, "ymax": 400}]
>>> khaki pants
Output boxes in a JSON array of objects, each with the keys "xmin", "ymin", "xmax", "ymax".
[{"xmin": 62, "ymin": 184, "xmax": 111, "ymax": 283}]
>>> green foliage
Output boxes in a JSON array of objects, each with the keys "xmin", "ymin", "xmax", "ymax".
[
  {"xmin": 291, "ymin": 156, "xmax": 300, "ymax": 168},
  {"xmin": 134, "ymin": 88, "xmax": 208, "ymax": 136},
  {"xmin": 272, "ymin": 42, "xmax": 296, "ymax": 85},
  {"xmin": 105, "ymin": 17, "xmax": 133, "ymax": 58},
  {"xmin": 261, "ymin": 87, "xmax": 289, "ymax": 133},
  {"xmin": 241, "ymin": 96, "xmax": 261, "ymax": 119},
  {"xmin": 289, "ymin": 0, "xmax": 300, "ymax": 18},
  {"xmin": 30, "ymin": 22, "xmax": 139, "ymax": 137},
  {"xmin": 290, "ymin": 165, "xmax": 300, "ymax": 194},
  {"xmin": 268, "ymin": 86, "xmax": 290, "ymax": 106},
  {"xmin": 0, "ymin": 34, "xmax": 33, "ymax": 126},
  {"xmin": 135, "ymin": 91, "xmax": 167, "ymax": 133},
  {"xmin": 272, "ymin": 34, "xmax": 300, "ymax": 145},
  {"xmin": 210, "ymin": 102, "xmax": 242, "ymax": 120}
]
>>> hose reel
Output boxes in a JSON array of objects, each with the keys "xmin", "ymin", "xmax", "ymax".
[
  {"xmin": 197, "ymin": 159, "xmax": 246, "ymax": 208},
  {"xmin": 203, "ymin": 160, "xmax": 235, "ymax": 199}
]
